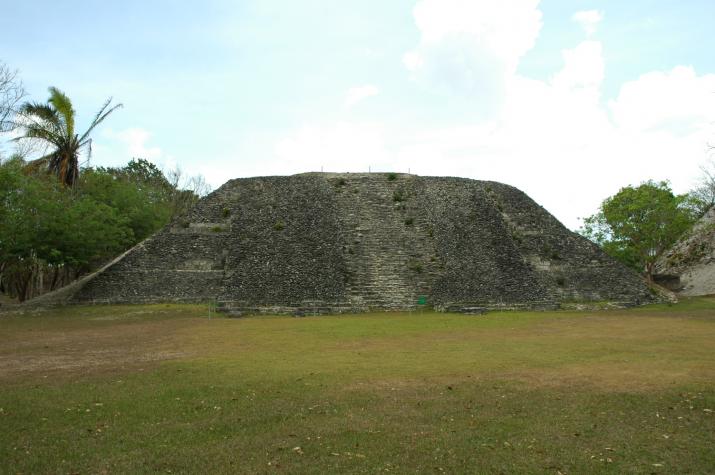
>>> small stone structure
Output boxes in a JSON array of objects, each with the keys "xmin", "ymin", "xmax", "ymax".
[{"xmin": 64, "ymin": 173, "xmax": 653, "ymax": 313}]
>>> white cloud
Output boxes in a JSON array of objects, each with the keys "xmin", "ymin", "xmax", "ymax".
[
  {"xmin": 551, "ymin": 41, "xmax": 604, "ymax": 95},
  {"xmin": 344, "ymin": 85, "xmax": 380, "ymax": 109},
  {"xmin": 572, "ymin": 10, "xmax": 604, "ymax": 36},
  {"xmin": 403, "ymin": 0, "xmax": 542, "ymax": 113},
  {"xmin": 104, "ymin": 127, "xmax": 162, "ymax": 160},
  {"xmin": 609, "ymin": 66, "xmax": 715, "ymax": 134},
  {"xmin": 402, "ymin": 51, "xmax": 423, "ymax": 72},
  {"xmin": 274, "ymin": 121, "xmax": 392, "ymax": 173},
  {"xmin": 101, "ymin": 127, "xmax": 178, "ymax": 171},
  {"xmin": 411, "ymin": 0, "xmax": 542, "ymax": 64},
  {"xmin": 273, "ymin": 34, "xmax": 715, "ymax": 230}
]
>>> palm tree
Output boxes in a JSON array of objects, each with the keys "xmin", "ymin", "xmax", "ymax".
[{"xmin": 15, "ymin": 87, "xmax": 122, "ymax": 187}]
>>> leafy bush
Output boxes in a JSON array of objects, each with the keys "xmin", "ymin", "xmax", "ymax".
[{"xmin": 0, "ymin": 158, "xmax": 206, "ymax": 301}]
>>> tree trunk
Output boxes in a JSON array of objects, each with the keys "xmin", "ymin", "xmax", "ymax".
[{"xmin": 645, "ymin": 261, "xmax": 655, "ymax": 283}]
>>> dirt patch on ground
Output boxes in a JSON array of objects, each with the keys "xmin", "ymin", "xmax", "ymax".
[
  {"xmin": 339, "ymin": 362, "xmax": 715, "ymax": 396},
  {"xmin": 0, "ymin": 316, "xmax": 196, "ymax": 382},
  {"xmin": 501, "ymin": 363, "xmax": 715, "ymax": 392}
]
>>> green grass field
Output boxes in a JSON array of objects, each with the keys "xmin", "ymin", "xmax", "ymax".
[{"xmin": 1, "ymin": 299, "xmax": 714, "ymax": 474}]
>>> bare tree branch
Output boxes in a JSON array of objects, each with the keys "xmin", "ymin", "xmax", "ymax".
[
  {"xmin": 690, "ymin": 157, "xmax": 715, "ymax": 215},
  {"xmin": 164, "ymin": 165, "xmax": 212, "ymax": 217},
  {"xmin": 0, "ymin": 61, "xmax": 26, "ymax": 133}
]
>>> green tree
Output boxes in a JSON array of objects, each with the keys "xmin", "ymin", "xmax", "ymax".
[
  {"xmin": 580, "ymin": 180, "xmax": 697, "ymax": 281},
  {"xmin": 15, "ymin": 87, "xmax": 122, "ymax": 187},
  {"xmin": 0, "ymin": 159, "xmax": 132, "ymax": 301},
  {"xmin": 80, "ymin": 159, "xmax": 174, "ymax": 241},
  {"xmin": 0, "ymin": 153, "xmax": 209, "ymax": 301}
]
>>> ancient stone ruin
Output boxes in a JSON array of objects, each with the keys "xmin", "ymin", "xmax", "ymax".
[
  {"xmin": 654, "ymin": 207, "xmax": 715, "ymax": 296},
  {"xmin": 60, "ymin": 173, "xmax": 653, "ymax": 314}
]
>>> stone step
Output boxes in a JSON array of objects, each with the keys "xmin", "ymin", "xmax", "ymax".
[{"xmin": 332, "ymin": 175, "xmax": 439, "ymax": 308}]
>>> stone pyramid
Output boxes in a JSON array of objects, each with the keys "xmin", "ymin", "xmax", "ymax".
[{"xmin": 64, "ymin": 173, "xmax": 653, "ymax": 314}]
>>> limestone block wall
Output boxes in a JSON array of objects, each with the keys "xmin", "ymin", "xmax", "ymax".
[
  {"xmin": 417, "ymin": 177, "xmax": 555, "ymax": 310},
  {"xmin": 73, "ymin": 185, "xmax": 233, "ymax": 303},
  {"xmin": 70, "ymin": 173, "xmax": 655, "ymax": 311},
  {"xmin": 485, "ymin": 181, "xmax": 653, "ymax": 303},
  {"xmin": 654, "ymin": 207, "xmax": 715, "ymax": 296},
  {"xmin": 218, "ymin": 175, "xmax": 348, "ymax": 306}
]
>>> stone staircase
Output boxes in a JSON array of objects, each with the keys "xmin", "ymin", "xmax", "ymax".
[{"xmin": 331, "ymin": 174, "xmax": 439, "ymax": 311}]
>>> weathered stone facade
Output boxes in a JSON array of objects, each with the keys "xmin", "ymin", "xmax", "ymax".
[
  {"xmin": 654, "ymin": 207, "xmax": 715, "ymax": 296},
  {"xmin": 69, "ymin": 173, "xmax": 654, "ymax": 313}
]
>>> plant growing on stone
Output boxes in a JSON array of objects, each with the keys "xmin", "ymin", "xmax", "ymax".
[
  {"xmin": 408, "ymin": 259, "xmax": 423, "ymax": 273},
  {"xmin": 386, "ymin": 173, "xmax": 397, "ymax": 181}
]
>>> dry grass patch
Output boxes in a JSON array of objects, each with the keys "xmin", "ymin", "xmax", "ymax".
[{"xmin": 0, "ymin": 304, "xmax": 201, "ymax": 381}]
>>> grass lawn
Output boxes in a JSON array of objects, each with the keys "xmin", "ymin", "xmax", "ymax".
[{"xmin": 1, "ymin": 299, "xmax": 714, "ymax": 474}]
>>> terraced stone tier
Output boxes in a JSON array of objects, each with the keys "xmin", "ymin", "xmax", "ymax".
[{"xmin": 68, "ymin": 173, "xmax": 655, "ymax": 312}]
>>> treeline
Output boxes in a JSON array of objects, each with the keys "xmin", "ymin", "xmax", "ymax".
[{"xmin": 0, "ymin": 157, "xmax": 205, "ymax": 301}]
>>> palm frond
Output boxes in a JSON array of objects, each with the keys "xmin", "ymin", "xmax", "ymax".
[
  {"xmin": 18, "ymin": 102, "xmax": 61, "ymax": 129},
  {"xmin": 78, "ymin": 99, "xmax": 123, "ymax": 144},
  {"xmin": 47, "ymin": 87, "xmax": 75, "ymax": 138},
  {"xmin": 12, "ymin": 123, "xmax": 63, "ymax": 146},
  {"xmin": 14, "ymin": 87, "xmax": 121, "ymax": 188},
  {"xmin": 16, "ymin": 102, "xmax": 64, "ymax": 144}
]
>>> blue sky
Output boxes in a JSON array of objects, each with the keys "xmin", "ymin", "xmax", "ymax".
[{"xmin": 2, "ymin": 0, "xmax": 715, "ymax": 229}]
